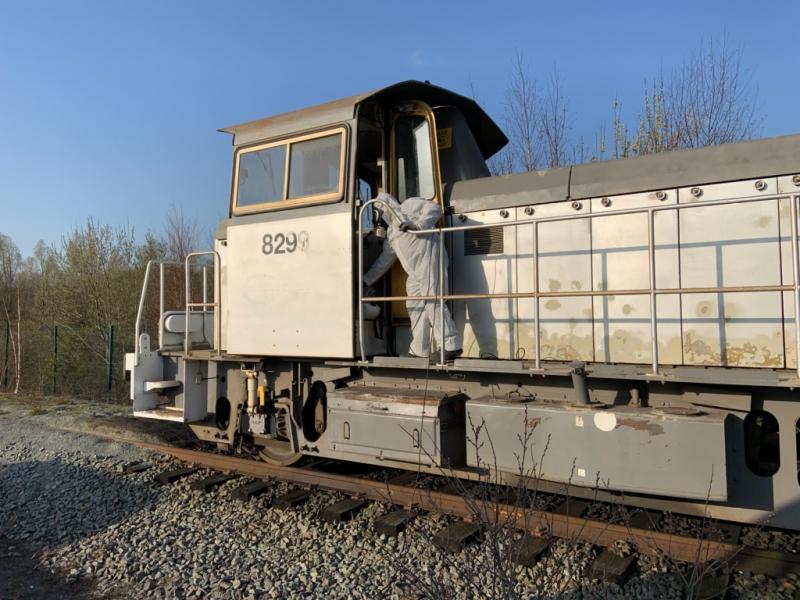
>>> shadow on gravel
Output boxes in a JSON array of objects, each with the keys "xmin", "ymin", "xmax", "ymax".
[
  {"xmin": 0, "ymin": 458, "xmax": 161, "ymax": 547},
  {"xmin": 0, "ymin": 535, "xmax": 99, "ymax": 600}
]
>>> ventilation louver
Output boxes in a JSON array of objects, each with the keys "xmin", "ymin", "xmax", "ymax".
[{"xmin": 464, "ymin": 226, "xmax": 504, "ymax": 256}]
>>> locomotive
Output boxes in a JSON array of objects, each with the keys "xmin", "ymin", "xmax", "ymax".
[{"xmin": 125, "ymin": 81, "xmax": 800, "ymax": 530}]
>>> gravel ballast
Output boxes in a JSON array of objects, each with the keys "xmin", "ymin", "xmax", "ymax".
[{"xmin": 0, "ymin": 395, "xmax": 797, "ymax": 599}]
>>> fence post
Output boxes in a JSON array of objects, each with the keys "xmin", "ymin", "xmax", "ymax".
[
  {"xmin": 52, "ymin": 325, "xmax": 59, "ymax": 395},
  {"xmin": 106, "ymin": 324, "xmax": 115, "ymax": 393},
  {"xmin": 2, "ymin": 320, "xmax": 8, "ymax": 390}
]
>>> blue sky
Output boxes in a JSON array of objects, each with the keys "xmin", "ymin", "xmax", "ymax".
[{"xmin": 1, "ymin": 0, "xmax": 799, "ymax": 256}]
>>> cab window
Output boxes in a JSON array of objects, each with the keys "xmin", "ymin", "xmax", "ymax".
[
  {"xmin": 237, "ymin": 145, "xmax": 286, "ymax": 207},
  {"xmin": 232, "ymin": 128, "xmax": 345, "ymax": 214},
  {"xmin": 288, "ymin": 134, "xmax": 342, "ymax": 198},
  {"xmin": 395, "ymin": 116, "xmax": 435, "ymax": 201}
]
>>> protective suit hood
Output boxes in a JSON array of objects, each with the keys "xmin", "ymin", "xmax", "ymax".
[{"xmin": 375, "ymin": 192, "xmax": 403, "ymax": 227}]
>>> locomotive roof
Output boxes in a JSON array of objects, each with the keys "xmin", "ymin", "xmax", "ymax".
[
  {"xmin": 448, "ymin": 132, "xmax": 800, "ymax": 213},
  {"xmin": 219, "ymin": 80, "xmax": 508, "ymax": 159}
]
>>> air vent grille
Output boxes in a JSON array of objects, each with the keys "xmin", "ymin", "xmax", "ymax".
[{"xmin": 464, "ymin": 226, "xmax": 504, "ymax": 256}]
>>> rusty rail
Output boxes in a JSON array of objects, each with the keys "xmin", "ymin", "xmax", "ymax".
[{"xmin": 134, "ymin": 440, "xmax": 798, "ymax": 577}]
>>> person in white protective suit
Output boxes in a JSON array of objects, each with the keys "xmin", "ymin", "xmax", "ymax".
[{"xmin": 363, "ymin": 192, "xmax": 463, "ymax": 360}]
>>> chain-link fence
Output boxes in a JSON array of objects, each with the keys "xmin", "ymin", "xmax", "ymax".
[{"xmin": 0, "ymin": 321, "xmax": 133, "ymax": 402}]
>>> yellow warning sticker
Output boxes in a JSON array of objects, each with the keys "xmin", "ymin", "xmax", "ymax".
[{"xmin": 437, "ymin": 128, "xmax": 452, "ymax": 150}]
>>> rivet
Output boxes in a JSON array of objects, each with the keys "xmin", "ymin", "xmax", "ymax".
[
  {"xmin": 571, "ymin": 201, "xmax": 582, "ymax": 210},
  {"xmin": 755, "ymin": 180, "xmax": 767, "ymax": 191},
  {"xmin": 600, "ymin": 197, "xmax": 612, "ymax": 207},
  {"xmin": 656, "ymin": 191, "xmax": 667, "ymax": 201},
  {"xmin": 690, "ymin": 187, "xmax": 703, "ymax": 198},
  {"xmin": 524, "ymin": 206, "xmax": 535, "ymax": 216},
  {"xmin": 792, "ymin": 175, "xmax": 800, "ymax": 187},
  {"xmin": 499, "ymin": 209, "xmax": 509, "ymax": 218},
  {"xmin": 457, "ymin": 214, "xmax": 467, "ymax": 222}
]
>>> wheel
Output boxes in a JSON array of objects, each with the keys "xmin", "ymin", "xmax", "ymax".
[
  {"xmin": 258, "ymin": 439, "xmax": 302, "ymax": 466},
  {"xmin": 257, "ymin": 404, "xmax": 302, "ymax": 466}
]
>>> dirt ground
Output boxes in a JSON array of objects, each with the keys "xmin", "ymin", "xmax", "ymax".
[{"xmin": 0, "ymin": 393, "xmax": 193, "ymax": 445}]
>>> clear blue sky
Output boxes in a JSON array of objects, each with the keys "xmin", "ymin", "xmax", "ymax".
[{"xmin": 1, "ymin": 0, "xmax": 798, "ymax": 257}]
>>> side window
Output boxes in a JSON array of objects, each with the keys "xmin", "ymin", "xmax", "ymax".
[
  {"xmin": 233, "ymin": 128, "xmax": 345, "ymax": 214},
  {"xmin": 237, "ymin": 145, "xmax": 286, "ymax": 207},
  {"xmin": 395, "ymin": 116, "xmax": 435, "ymax": 202},
  {"xmin": 288, "ymin": 134, "xmax": 342, "ymax": 198}
]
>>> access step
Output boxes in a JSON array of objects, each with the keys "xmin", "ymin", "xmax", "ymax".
[
  {"xmin": 143, "ymin": 380, "xmax": 181, "ymax": 392},
  {"xmin": 321, "ymin": 499, "xmax": 367, "ymax": 523}
]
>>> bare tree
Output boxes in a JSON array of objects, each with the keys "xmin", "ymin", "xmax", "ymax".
[
  {"xmin": 540, "ymin": 68, "xmax": 569, "ymax": 168},
  {"xmin": 505, "ymin": 51, "xmax": 541, "ymax": 172},
  {"xmin": 163, "ymin": 205, "xmax": 200, "ymax": 263},
  {"xmin": 497, "ymin": 54, "xmax": 574, "ymax": 173},
  {"xmin": 611, "ymin": 36, "xmax": 760, "ymax": 158},
  {"xmin": 0, "ymin": 233, "xmax": 22, "ymax": 393},
  {"xmin": 669, "ymin": 36, "xmax": 760, "ymax": 148}
]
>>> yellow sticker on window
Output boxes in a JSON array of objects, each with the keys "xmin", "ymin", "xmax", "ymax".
[{"xmin": 437, "ymin": 128, "xmax": 453, "ymax": 150}]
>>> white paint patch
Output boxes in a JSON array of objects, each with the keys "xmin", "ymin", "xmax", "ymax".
[
  {"xmin": 593, "ymin": 411, "xmax": 617, "ymax": 432},
  {"xmin": 577, "ymin": 468, "xmax": 586, "ymax": 478}
]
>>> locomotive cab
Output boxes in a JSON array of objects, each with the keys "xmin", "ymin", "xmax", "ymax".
[{"xmin": 219, "ymin": 81, "xmax": 506, "ymax": 360}]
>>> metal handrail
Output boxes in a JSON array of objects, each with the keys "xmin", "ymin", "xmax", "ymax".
[
  {"xmin": 184, "ymin": 251, "xmax": 221, "ymax": 355},
  {"xmin": 133, "ymin": 260, "xmax": 181, "ymax": 366},
  {"xmin": 358, "ymin": 192, "xmax": 800, "ymax": 377}
]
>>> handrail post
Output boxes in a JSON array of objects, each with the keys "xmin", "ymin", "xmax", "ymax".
[
  {"xmin": 357, "ymin": 202, "xmax": 368, "ymax": 362},
  {"xmin": 439, "ymin": 227, "xmax": 445, "ymax": 366},
  {"xmin": 202, "ymin": 265, "xmax": 208, "ymax": 307},
  {"xmin": 158, "ymin": 262, "xmax": 165, "ymax": 349},
  {"xmin": 134, "ymin": 260, "xmax": 154, "ymax": 367},
  {"xmin": 214, "ymin": 252, "xmax": 221, "ymax": 353},
  {"xmin": 183, "ymin": 251, "xmax": 222, "ymax": 355},
  {"xmin": 648, "ymin": 208, "xmax": 659, "ymax": 375},
  {"xmin": 184, "ymin": 256, "xmax": 191, "ymax": 354},
  {"xmin": 790, "ymin": 195, "xmax": 800, "ymax": 379},
  {"xmin": 533, "ymin": 221, "xmax": 541, "ymax": 369}
]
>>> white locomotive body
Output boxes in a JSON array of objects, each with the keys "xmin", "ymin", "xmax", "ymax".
[{"xmin": 126, "ymin": 81, "xmax": 800, "ymax": 530}]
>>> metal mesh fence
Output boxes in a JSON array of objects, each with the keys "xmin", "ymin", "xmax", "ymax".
[{"xmin": 0, "ymin": 321, "xmax": 134, "ymax": 402}]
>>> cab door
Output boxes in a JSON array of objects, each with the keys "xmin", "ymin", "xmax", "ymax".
[{"xmin": 388, "ymin": 103, "xmax": 444, "ymax": 323}]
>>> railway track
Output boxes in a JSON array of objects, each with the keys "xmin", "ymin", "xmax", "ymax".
[{"xmin": 117, "ymin": 437, "xmax": 799, "ymax": 582}]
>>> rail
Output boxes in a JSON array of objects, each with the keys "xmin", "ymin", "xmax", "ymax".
[
  {"xmin": 130, "ymin": 439, "xmax": 798, "ymax": 577},
  {"xmin": 184, "ymin": 251, "xmax": 221, "ymax": 355},
  {"xmin": 133, "ymin": 260, "xmax": 181, "ymax": 366},
  {"xmin": 358, "ymin": 192, "xmax": 800, "ymax": 377}
]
